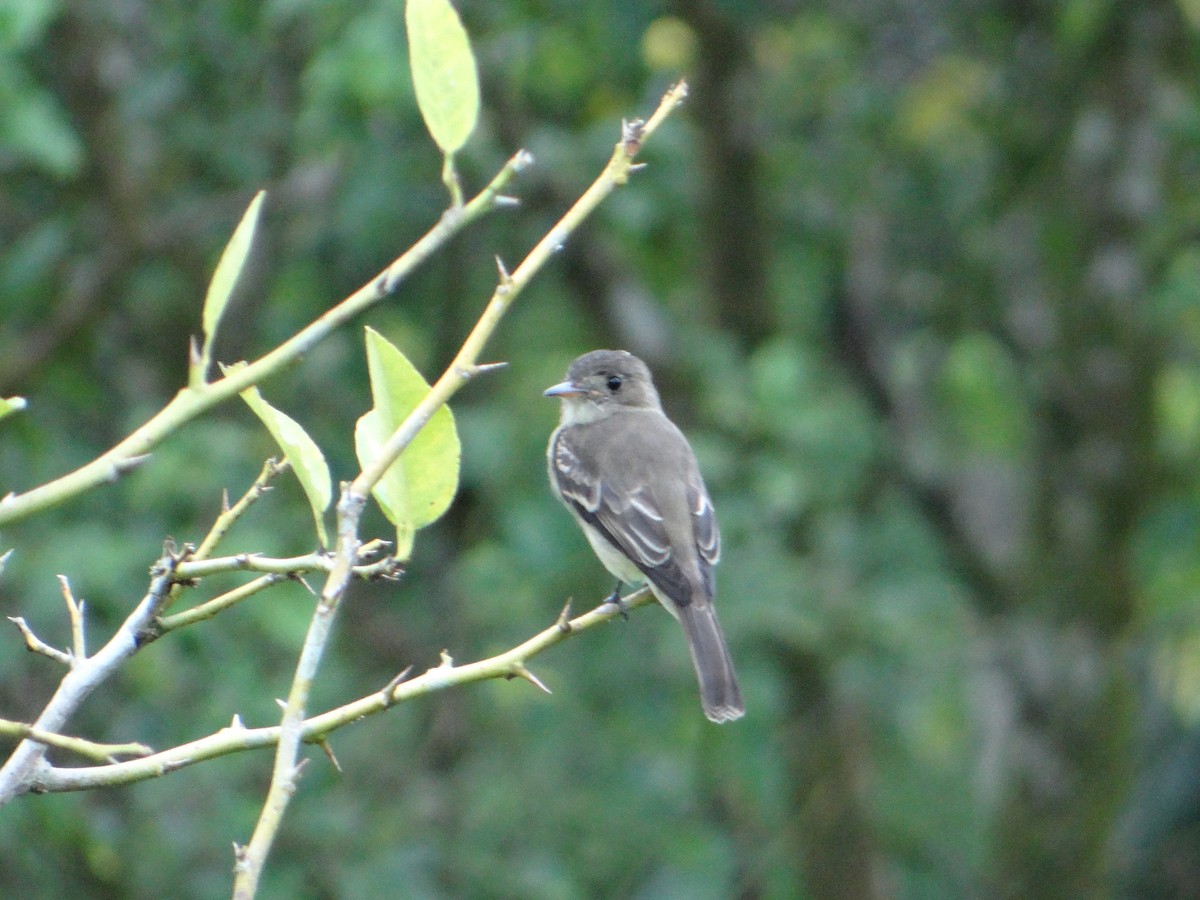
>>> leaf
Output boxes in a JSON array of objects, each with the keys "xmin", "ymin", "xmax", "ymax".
[
  {"xmin": 240, "ymin": 385, "xmax": 332, "ymax": 547},
  {"xmin": 406, "ymin": 0, "xmax": 479, "ymax": 156},
  {"xmin": 355, "ymin": 328, "xmax": 461, "ymax": 561},
  {"xmin": 355, "ymin": 410, "xmax": 416, "ymax": 559},
  {"xmin": 200, "ymin": 191, "xmax": 265, "ymax": 382},
  {"xmin": 0, "ymin": 396, "xmax": 27, "ymax": 424}
]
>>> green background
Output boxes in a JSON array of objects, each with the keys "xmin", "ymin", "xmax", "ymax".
[{"xmin": 3, "ymin": 0, "xmax": 1200, "ymax": 896}]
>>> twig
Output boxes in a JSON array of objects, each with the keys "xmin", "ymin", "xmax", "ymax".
[
  {"xmin": 173, "ymin": 549, "xmax": 397, "ymax": 581},
  {"xmin": 27, "ymin": 588, "xmax": 653, "ymax": 793},
  {"xmin": 156, "ymin": 574, "xmax": 288, "ymax": 633},
  {"xmin": 0, "ymin": 549, "xmax": 181, "ymax": 805},
  {"xmin": 194, "ymin": 458, "xmax": 290, "ymax": 563},
  {"xmin": 157, "ymin": 552, "xmax": 402, "ymax": 634},
  {"xmin": 164, "ymin": 459, "xmax": 291, "ymax": 612},
  {"xmin": 7, "ymin": 616, "xmax": 71, "ymax": 666},
  {"xmin": 231, "ymin": 82, "xmax": 688, "ymax": 898},
  {"xmin": 0, "ymin": 718, "xmax": 152, "ymax": 763},
  {"xmin": 58, "ymin": 576, "xmax": 86, "ymax": 662}
]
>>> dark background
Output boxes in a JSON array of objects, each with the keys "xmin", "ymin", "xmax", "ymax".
[{"xmin": 2, "ymin": 0, "xmax": 1200, "ymax": 897}]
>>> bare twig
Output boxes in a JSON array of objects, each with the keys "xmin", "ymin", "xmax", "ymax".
[
  {"xmin": 0, "ymin": 718, "xmax": 152, "ymax": 763},
  {"xmin": 26, "ymin": 588, "xmax": 654, "ymax": 793},
  {"xmin": 194, "ymin": 458, "xmax": 290, "ymax": 563},
  {"xmin": 0, "ymin": 549, "xmax": 181, "ymax": 804},
  {"xmin": 7, "ymin": 616, "xmax": 71, "ymax": 666},
  {"xmin": 157, "ymin": 574, "xmax": 288, "ymax": 633},
  {"xmin": 58, "ymin": 576, "xmax": 86, "ymax": 661}
]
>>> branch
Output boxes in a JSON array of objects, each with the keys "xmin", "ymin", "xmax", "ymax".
[
  {"xmin": 157, "ymin": 551, "xmax": 400, "ymax": 635},
  {"xmin": 0, "ymin": 549, "xmax": 181, "ymax": 805},
  {"xmin": 0, "ymin": 152, "xmax": 529, "ymax": 528},
  {"xmin": 172, "ymin": 547, "xmax": 396, "ymax": 581},
  {"xmin": 232, "ymin": 82, "xmax": 689, "ymax": 898},
  {"xmin": 26, "ymin": 588, "xmax": 653, "ymax": 793},
  {"xmin": 192, "ymin": 458, "xmax": 290, "ymax": 563},
  {"xmin": 0, "ymin": 718, "xmax": 152, "ymax": 763}
]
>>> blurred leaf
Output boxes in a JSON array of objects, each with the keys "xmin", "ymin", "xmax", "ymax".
[
  {"xmin": 240, "ymin": 384, "xmax": 331, "ymax": 548},
  {"xmin": 355, "ymin": 327, "xmax": 460, "ymax": 561},
  {"xmin": 201, "ymin": 191, "xmax": 264, "ymax": 381},
  {"xmin": 0, "ymin": 0, "xmax": 60, "ymax": 51},
  {"xmin": 896, "ymin": 55, "xmax": 990, "ymax": 154},
  {"xmin": 1155, "ymin": 364, "xmax": 1200, "ymax": 459},
  {"xmin": 642, "ymin": 17, "xmax": 697, "ymax": 73},
  {"xmin": 938, "ymin": 332, "xmax": 1030, "ymax": 455},
  {"xmin": 405, "ymin": 0, "xmax": 479, "ymax": 156},
  {"xmin": 1156, "ymin": 629, "xmax": 1200, "ymax": 724},
  {"xmin": 0, "ymin": 70, "xmax": 83, "ymax": 178},
  {"xmin": 1151, "ymin": 244, "xmax": 1200, "ymax": 345},
  {"xmin": 0, "ymin": 395, "xmax": 26, "ymax": 422}
]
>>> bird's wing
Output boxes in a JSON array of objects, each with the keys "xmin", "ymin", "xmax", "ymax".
[{"xmin": 551, "ymin": 426, "xmax": 698, "ymax": 606}]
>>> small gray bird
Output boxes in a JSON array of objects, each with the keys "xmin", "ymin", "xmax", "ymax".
[{"xmin": 545, "ymin": 349, "xmax": 744, "ymax": 723}]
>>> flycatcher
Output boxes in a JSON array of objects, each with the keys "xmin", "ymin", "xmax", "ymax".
[{"xmin": 545, "ymin": 349, "xmax": 744, "ymax": 723}]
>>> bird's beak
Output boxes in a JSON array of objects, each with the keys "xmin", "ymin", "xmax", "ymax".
[{"xmin": 544, "ymin": 380, "xmax": 587, "ymax": 398}]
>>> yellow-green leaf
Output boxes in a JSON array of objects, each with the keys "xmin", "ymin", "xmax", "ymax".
[
  {"xmin": 0, "ymin": 396, "xmax": 27, "ymax": 424},
  {"xmin": 355, "ymin": 409, "xmax": 416, "ymax": 559},
  {"xmin": 200, "ymin": 191, "xmax": 265, "ymax": 381},
  {"xmin": 240, "ymin": 385, "xmax": 331, "ymax": 547},
  {"xmin": 355, "ymin": 327, "xmax": 461, "ymax": 561},
  {"xmin": 406, "ymin": 0, "xmax": 479, "ymax": 156}
]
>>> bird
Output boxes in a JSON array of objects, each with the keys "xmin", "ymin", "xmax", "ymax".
[{"xmin": 544, "ymin": 349, "xmax": 744, "ymax": 723}]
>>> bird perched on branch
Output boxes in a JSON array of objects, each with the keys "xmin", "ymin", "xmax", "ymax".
[{"xmin": 545, "ymin": 349, "xmax": 744, "ymax": 723}]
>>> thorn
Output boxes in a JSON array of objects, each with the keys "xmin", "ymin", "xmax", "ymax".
[
  {"xmin": 556, "ymin": 600, "xmax": 574, "ymax": 633},
  {"xmin": 622, "ymin": 117, "xmax": 646, "ymax": 150},
  {"xmin": 357, "ymin": 539, "xmax": 389, "ymax": 559},
  {"xmin": 112, "ymin": 453, "xmax": 152, "ymax": 477},
  {"xmin": 0, "ymin": 548, "xmax": 13, "ymax": 577},
  {"xmin": 317, "ymin": 737, "xmax": 342, "ymax": 773},
  {"xmin": 275, "ymin": 698, "xmax": 287, "ymax": 711},
  {"xmin": 469, "ymin": 361, "xmax": 508, "ymax": 378},
  {"xmin": 494, "ymin": 255, "xmax": 511, "ymax": 282},
  {"xmin": 295, "ymin": 575, "xmax": 316, "ymax": 596},
  {"xmin": 627, "ymin": 163, "xmax": 648, "ymax": 174},
  {"xmin": 438, "ymin": 649, "xmax": 454, "ymax": 668},
  {"xmin": 115, "ymin": 453, "xmax": 152, "ymax": 475},
  {"xmin": 512, "ymin": 149, "xmax": 534, "ymax": 171},
  {"xmin": 511, "ymin": 663, "xmax": 552, "ymax": 695},
  {"xmin": 385, "ymin": 665, "xmax": 414, "ymax": 695},
  {"xmin": 189, "ymin": 335, "xmax": 202, "ymax": 368},
  {"xmin": 229, "ymin": 713, "xmax": 245, "ymax": 730},
  {"xmin": 494, "ymin": 195, "xmax": 521, "ymax": 209},
  {"xmin": 220, "ymin": 488, "xmax": 231, "ymax": 513}
]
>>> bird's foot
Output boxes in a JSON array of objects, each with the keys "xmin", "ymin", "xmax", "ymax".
[{"xmin": 606, "ymin": 583, "xmax": 629, "ymax": 621}]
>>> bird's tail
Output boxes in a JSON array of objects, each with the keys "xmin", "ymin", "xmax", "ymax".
[{"xmin": 678, "ymin": 602, "xmax": 744, "ymax": 723}]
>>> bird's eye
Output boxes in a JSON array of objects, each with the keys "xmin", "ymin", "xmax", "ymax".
[{"xmin": 606, "ymin": 375, "xmax": 623, "ymax": 392}]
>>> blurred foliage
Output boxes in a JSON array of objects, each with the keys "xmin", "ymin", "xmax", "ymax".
[{"xmin": 3, "ymin": 0, "xmax": 1200, "ymax": 897}]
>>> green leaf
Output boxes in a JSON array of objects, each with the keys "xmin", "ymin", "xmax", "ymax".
[
  {"xmin": 240, "ymin": 385, "xmax": 332, "ymax": 547},
  {"xmin": 406, "ymin": 0, "xmax": 479, "ymax": 156},
  {"xmin": 200, "ymin": 191, "xmax": 265, "ymax": 383},
  {"xmin": 355, "ymin": 327, "xmax": 460, "ymax": 561},
  {"xmin": 0, "ymin": 396, "xmax": 27, "ymax": 423},
  {"xmin": 355, "ymin": 409, "xmax": 416, "ymax": 558}
]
